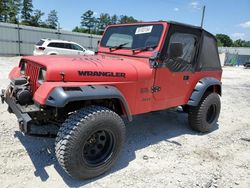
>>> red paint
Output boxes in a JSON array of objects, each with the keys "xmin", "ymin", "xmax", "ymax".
[
  {"xmin": 9, "ymin": 21, "xmax": 222, "ymax": 116},
  {"xmin": 9, "ymin": 67, "xmax": 21, "ymax": 80}
]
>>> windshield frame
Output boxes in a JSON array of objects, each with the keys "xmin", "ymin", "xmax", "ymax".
[{"xmin": 98, "ymin": 22, "xmax": 168, "ymax": 57}]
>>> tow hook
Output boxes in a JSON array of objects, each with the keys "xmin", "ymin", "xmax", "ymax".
[{"xmin": 1, "ymin": 89, "xmax": 5, "ymax": 104}]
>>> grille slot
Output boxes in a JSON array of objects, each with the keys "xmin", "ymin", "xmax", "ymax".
[{"xmin": 25, "ymin": 63, "xmax": 40, "ymax": 94}]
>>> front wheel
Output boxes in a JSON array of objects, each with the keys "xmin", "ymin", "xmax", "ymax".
[
  {"xmin": 188, "ymin": 92, "xmax": 221, "ymax": 133},
  {"xmin": 55, "ymin": 106, "xmax": 126, "ymax": 179}
]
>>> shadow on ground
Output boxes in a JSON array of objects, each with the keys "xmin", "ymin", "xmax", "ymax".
[{"xmin": 15, "ymin": 109, "xmax": 218, "ymax": 187}]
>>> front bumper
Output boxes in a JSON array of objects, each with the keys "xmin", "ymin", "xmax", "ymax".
[{"xmin": 1, "ymin": 89, "xmax": 32, "ymax": 133}]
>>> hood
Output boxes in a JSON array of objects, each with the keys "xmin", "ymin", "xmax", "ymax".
[{"xmin": 22, "ymin": 55, "xmax": 152, "ymax": 82}]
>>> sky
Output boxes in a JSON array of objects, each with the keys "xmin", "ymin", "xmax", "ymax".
[{"xmin": 33, "ymin": 0, "xmax": 250, "ymax": 40}]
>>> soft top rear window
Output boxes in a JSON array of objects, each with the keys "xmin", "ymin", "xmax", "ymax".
[
  {"xmin": 198, "ymin": 32, "xmax": 221, "ymax": 71},
  {"xmin": 101, "ymin": 24, "xmax": 164, "ymax": 50},
  {"xmin": 36, "ymin": 40, "xmax": 45, "ymax": 46}
]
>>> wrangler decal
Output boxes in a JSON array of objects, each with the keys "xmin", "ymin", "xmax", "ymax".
[{"xmin": 78, "ymin": 71, "xmax": 126, "ymax": 78}]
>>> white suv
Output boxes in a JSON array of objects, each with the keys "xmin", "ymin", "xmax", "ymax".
[{"xmin": 33, "ymin": 39, "xmax": 95, "ymax": 56}]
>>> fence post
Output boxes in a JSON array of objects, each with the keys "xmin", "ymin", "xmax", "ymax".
[
  {"xmin": 57, "ymin": 22, "xmax": 61, "ymax": 39},
  {"xmin": 17, "ymin": 22, "xmax": 21, "ymax": 56}
]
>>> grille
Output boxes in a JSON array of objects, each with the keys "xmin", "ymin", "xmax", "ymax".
[{"xmin": 25, "ymin": 62, "xmax": 40, "ymax": 94}]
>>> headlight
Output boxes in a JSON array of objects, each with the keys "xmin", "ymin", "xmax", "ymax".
[
  {"xmin": 38, "ymin": 69, "xmax": 46, "ymax": 84},
  {"xmin": 20, "ymin": 62, "xmax": 27, "ymax": 75}
]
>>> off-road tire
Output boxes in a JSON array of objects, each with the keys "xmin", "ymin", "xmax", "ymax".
[
  {"xmin": 55, "ymin": 106, "xmax": 126, "ymax": 180},
  {"xmin": 188, "ymin": 92, "xmax": 221, "ymax": 133}
]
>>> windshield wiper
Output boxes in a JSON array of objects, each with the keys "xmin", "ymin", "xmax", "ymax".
[
  {"xmin": 132, "ymin": 45, "xmax": 157, "ymax": 53},
  {"xmin": 108, "ymin": 42, "xmax": 130, "ymax": 51}
]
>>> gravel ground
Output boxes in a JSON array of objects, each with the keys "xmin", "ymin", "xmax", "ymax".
[{"xmin": 0, "ymin": 57, "xmax": 249, "ymax": 188}]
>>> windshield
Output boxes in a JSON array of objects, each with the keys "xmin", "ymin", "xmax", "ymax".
[{"xmin": 100, "ymin": 24, "xmax": 164, "ymax": 51}]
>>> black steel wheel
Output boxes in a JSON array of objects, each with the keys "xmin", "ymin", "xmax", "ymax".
[
  {"xmin": 55, "ymin": 106, "xmax": 126, "ymax": 180},
  {"xmin": 206, "ymin": 104, "xmax": 217, "ymax": 124},
  {"xmin": 82, "ymin": 130, "xmax": 115, "ymax": 167}
]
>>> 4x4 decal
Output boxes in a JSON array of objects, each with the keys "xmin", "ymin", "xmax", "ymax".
[{"xmin": 78, "ymin": 71, "xmax": 126, "ymax": 78}]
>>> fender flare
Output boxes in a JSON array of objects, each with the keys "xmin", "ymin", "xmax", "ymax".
[
  {"xmin": 45, "ymin": 85, "xmax": 132, "ymax": 121},
  {"xmin": 188, "ymin": 77, "xmax": 222, "ymax": 106}
]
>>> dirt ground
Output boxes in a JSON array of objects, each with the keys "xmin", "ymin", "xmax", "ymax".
[{"xmin": 0, "ymin": 57, "xmax": 249, "ymax": 188}]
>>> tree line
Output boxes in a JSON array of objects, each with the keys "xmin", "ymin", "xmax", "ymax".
[
  {"xmin": 73, "ymin": 10, "xmax": 139, "ymax": 35},
  {"xmin": 0, "ymin": 0, "xmax": 58, "ymax": 29},
  {"xmin": 1, "ymin": 2, "xmax": 249, "ymax": 47},
  {"xmin": 216, "ymin": 34, "xmax": 250, "ymax": 48},
  {"xmin": 76, "ymin": 10, "xmax": 250, "ymax": 47}
]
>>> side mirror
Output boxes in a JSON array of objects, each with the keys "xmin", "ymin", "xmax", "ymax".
[
  {"xmin": 97, "ymin": 40, "xmax": 100, "ymax": 45},
  {"xmin": 169, "ymin": 43, "xmax": 183, "ymax": 59}
]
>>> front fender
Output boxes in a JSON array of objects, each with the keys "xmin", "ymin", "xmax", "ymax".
[
  {"xmin": 9, "ymin": 67, "xmax": 21, "ymax": 80},
  {"xmin": 188, "ymin": 77, "xmax": 222, "ymax": 106},
  {"xmin": 45, "ymin": 85, "xmax": 132, "ymax": 121}
]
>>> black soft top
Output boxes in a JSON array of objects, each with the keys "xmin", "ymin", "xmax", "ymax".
[
  {"xmin": 168, "ymin": 21, "xmax": 217, "ymax": 42},
  {"xmin": 162, "ymin": 21, "xmax": 221, "ymax": 71}
]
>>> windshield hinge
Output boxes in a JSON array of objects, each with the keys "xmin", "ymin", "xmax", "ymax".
[
  {"xmin": 151, "ymin": 86, "xmax": 161, "ymax": 93},
  {"xmin": 149, "ymin": 52, "xmax": 161, "ymax": 69}
]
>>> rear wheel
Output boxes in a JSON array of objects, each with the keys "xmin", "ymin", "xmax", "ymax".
[
  {"xmin": 55, "ymin": 106, "xmax": 126, "ymax": 179},
  {"xmin": 188, "ymin": 92, "xmax": 221, "ymax": 133}
]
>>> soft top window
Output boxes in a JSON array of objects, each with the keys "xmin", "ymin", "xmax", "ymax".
[
  {"xmin": 168, "ymin": 33, "xmax": 197, "ymax": 63},
  {"xmin": 101, "ymin": 24, "xmax": 164, "ymax": 50},
  {"xmin": 198, "ymin": 32, "xmax": 221, "ymax": 71},
  {"xmin": 163, "ymin": 32, "xmax": 197, "ymax": 72}
]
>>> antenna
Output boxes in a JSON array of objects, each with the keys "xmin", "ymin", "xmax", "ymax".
[{"xmin": 201, "ymin": 6, "xmax": 206, "ymax": 28}]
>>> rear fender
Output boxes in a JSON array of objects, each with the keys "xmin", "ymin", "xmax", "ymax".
[
  {"xmin": 188, "ymin": 77, "xmax": 221, "ymax": 106},
  {"xmin": 45, "ymin": 85, "xmax": 132, "ymax": 121}
]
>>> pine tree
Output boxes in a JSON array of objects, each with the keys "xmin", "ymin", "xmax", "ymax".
[
  {"xmin": 21, "ymin": 0, "xmax": 33, "ymax": 23},
  {"xmin": 81, "ymin": 10, "xmax": 95, "ymax": 33},
  {"xmin": 29, "ymin": 9, "xmax": 44, "ymax": 26},
  {"xmin": 98, "ymin": 13, "xmax": 110, "ymax": 31},
  {"xmin": 0, "ymin": 0, "xmax": 9, "ymax": 22},
  {"xmin": 111, "ymin": 14, "xmax": 118, "ymax": 24},
  {"xmin": 46, "ymin": 10, "xmax": 58, "ymax": 29},
  {"xmin": 7, "ymin": 0, "xmax": 21, "ymax": 23},
  {"xmin": 119, "ymin": 15, "xmax": 138, "ymax": 24}
]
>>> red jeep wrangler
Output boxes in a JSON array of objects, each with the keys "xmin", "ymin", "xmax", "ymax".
[{"xmin": 1, "ymin": 21, "xmax": 222, "ymax": 179}]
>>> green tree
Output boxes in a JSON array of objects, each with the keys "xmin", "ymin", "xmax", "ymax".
[
  {"xmin": 29, "ymin": 9, "xmax": 44, "ymax": 27},
  {"xmin": 243, "ymin": 41, "xmax": 250, "ymax": 47},
  {"xmin": 233, "ymin": 39, "xmax": 243, "ymax": 47},
  {"xmin": 46, "ymin": 10, "xmax": 58, "ymax": 29},
  {"xmin": 0, "ymin": 0, "xmax": 8, "ymax": 22},
  {"xmin": 72, "ymin": 26, "xmax": 89, "ymax": 33},
  {"xmin": 21, "ymin": 0, "xmax": 33, "ymax": 23},
  {"xmin": 74, "ymin": 10, "xmax": 139, "ymax": 35},
  {"xmin": 119, "ymin": 15, "xmax": 138, "ymax": 24},
  {"xmin": 110, "ymin": 14, "xmax": 118, "ymax": 24},
  {"xmin": 233, "ymin": 39, "xmax": 250, "ymax": 47},
  {"xmin": 217, "ymin": 39, "xmax": 223, "ymax": 47},
  {"xmin": 98, "ymin": 13, "xmax": 110, "ymax": 31},
  {"xmin": 215, "ymin": 34, "xmax": 233, "ymax": 47},
  {"xmin": 0, "ymin": 1, "xmax": 3, "ymax": 21},
  {"xmin": 81, "ymin": 10, "xmax": 95, "ymax": 33},
  {"xmin": 7, "ymin": 0, "xmax": 21, "ymax": 23}
]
